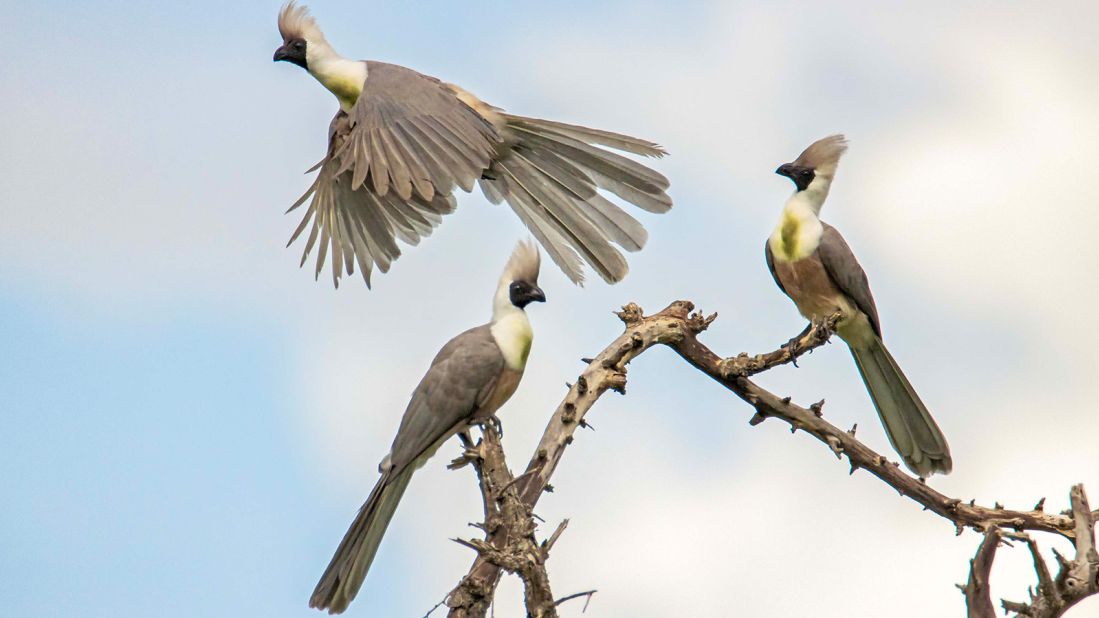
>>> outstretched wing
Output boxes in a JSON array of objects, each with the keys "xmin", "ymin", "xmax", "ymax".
[
  {"xmin": 817, "ymin": 222, "xmax": 881, "ymax": 337},
  {"xmin": 287, "ymin": 62, "xmax": 502, "ymax": 287}
]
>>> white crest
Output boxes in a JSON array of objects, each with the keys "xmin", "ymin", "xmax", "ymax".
[
  {"xmin": 277, "ymin": 2, "xmax": 328, "ymax": 44},
  {"xmin": 499, "ymin": 240, "xmax": 541, "ymax": 286},
  {"xmin": 793, "ymin": 134, "xmax": 848, "ymax": 179}
]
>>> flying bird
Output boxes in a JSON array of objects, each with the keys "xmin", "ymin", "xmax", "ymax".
[
  {"xmin": 309, "ymin": 241, "xmax": 545, "ymax": 614},
  {"xmin": 765, "ymin": 135, "xmax": 952, "ymax": 477},
  {"xmin": 273, "ymin": 2, "xmax": 671, "ymax": 288}
]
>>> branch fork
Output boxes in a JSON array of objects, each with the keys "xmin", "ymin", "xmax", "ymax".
[{"xmin": 434, "ymin": 300, "xmax": 1094, "ymax": 617}]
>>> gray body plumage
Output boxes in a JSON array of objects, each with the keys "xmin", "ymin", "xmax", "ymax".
[
  {"xmin": 766, "ymin": 225, "xmax": 952, "ymax": 477},
  {"xmin": 307, "ymin": 240, "xmax": 543, "ymax": 614},
  {"xmin": 309, "ymin": 325, "xmax": 506, "ymax": 614},
  {"xmin": 766, "ymin": 135, "xmax": 951, "ymax": 477},
  {"xmin": 276, "ymin": 7, "xmax": 671, "ymax": 287}
]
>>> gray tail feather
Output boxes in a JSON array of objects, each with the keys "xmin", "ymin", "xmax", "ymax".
[
  {"xmin": 309, "ymin": 467, "xmax": 415, "ymax": 614},
  {"xmin": 479, "ymin": 114, "xmax": 672, "ymax": 285},
  {"xmin": 850, "ymin": 336, "xmax": 953, "ymax": 476}
]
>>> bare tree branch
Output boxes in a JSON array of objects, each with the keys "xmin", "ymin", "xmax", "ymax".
[
  {"xmin": 961, "ymin": 527, "xmax": 1002, "ymax": 618},
  {"xmin": 446, "ymin": 427, "xmax": 561, "ymax": 618},
  {"xmin": 554, "ymin": 589, "xmax": 597, "ymax": 611},
  {"xmin": 446, "ymin": 302, "xmax": 705, "ymax": 617},
  {"xmin": 439, "ymin": 300, "xmax": 1092, "ymax": 616},
  {"xmin": 999, "ymin": 485, "xmax": 1099, "ymax": 617}
]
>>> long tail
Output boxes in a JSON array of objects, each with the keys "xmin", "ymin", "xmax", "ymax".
[
  {"xmin": 479, "ymin": 114, "xmax": 672, "ymax": 285},
  {"xmin": 309, "ymin": 467, "xmax": 415, "ymax": 614},
  {"xmin": 850, "ymin": 336, "xmax": 952, "ymax": 477}
]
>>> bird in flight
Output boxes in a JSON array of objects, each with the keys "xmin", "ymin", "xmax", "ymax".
[
  {"xmin": 765, "ymin": 135, "xmax": 952, "ymax": 477},
  {"xmin": 273, "ymin": 2, "xmax": 671, "ymax": 288}
]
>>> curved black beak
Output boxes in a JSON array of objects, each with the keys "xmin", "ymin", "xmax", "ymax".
[
  {"xmin": 529, "ymin": 286, "xmax": 546, "ymax": 303},
  {"xmin": 775, "ymin": 163, "xmax": 794, "ymax": 178},
  {"xmin": 273, "ymin": 46, "xmax": 290, "ymax": 62}
]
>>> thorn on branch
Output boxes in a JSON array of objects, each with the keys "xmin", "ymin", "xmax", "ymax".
[
  {"xmin": 847, "ymin": 423, "xmax": 857, "ymax": 437},
  {"xmin": 580, "ymin": 357, "xmax": 594, "ymax": 364},
  {"xmin": 780, "ymin": 396, "xmax": 792, "ymax": 405},
  {"xmin": 615, "ymin": 303, "xmax": 643, "ymax": 325},
  {"xmin": 421, "ymin": 596, "xmax": 448, "ymax": 618},
  {"xmin": 809, "ymin": 399, "xmax": 825, "ymax": 416},
  {"xmin": 686, "ymin": 310, "xmax": 718, "ymax": 334},
  {"xmin": 1034, "ymin": 497, "xmax": 1046, "ymax": 512},
  {"xmin": 554, "ymin": 589, "xmax": 598, "ymax": 612},
  {"xmin": 541, "ymin": 519, "xmax": 570, "ymax": 557}
]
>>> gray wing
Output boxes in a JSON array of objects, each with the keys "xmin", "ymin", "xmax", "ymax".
[
  {"xmin": 387, "ymin": 325, "xmax": 504, "ymax": 474},
  {"xmin": 764, "ymin": 240, "xmax": 788, "ymax": 297},
  {"xmin": 817, "ymin": 222, "xmax": 881, "ymax": 337},
  {"xmin": 286, "ymin": 62, "xmax": 502, "ymax": 287}
]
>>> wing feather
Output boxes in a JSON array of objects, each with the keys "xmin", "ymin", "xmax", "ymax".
[
  {"xmin": 817, "ymin": 223, "xmax": 881, "ymax": 336},
  {"xmin": 285, "ymin": 62, "xmax": 500, "ymax": 286},
  {"xmin": 387, "ymin": 325, "xmax": 506, "ymax": 473}
]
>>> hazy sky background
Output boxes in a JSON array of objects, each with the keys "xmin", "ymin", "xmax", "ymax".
[{"xmin": 3, "ymin": 1, "xmax": 1099, "ymax": 616}]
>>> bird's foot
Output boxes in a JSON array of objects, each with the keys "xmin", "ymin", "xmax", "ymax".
[
  {"xmin": 481, "ymin": 414, "xmax": 504, "ymax": 438},
  {"xmin": 783, "ymin": 322, "xmax": 814, "ymax": 367},
  {"xmin": 448, "ymin": 438, "xmax": 486, "ymax": 471}
]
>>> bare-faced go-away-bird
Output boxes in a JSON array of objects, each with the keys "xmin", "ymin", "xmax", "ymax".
[
  {"xmin": 273, "ymin": 3, "xmax": 671, "ymax": 288},
  {"xmin": 765, "ymin": 135, "xmax": 952, "ymax": 477},
  {"xmin": 308, "ymin": 241, "xmax": 544, "ymax": 614}
]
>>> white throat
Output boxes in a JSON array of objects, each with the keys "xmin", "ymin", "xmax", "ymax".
[
  {"xmin": 490, "ymin": 285, "xmax": 533, "ymax": 371},
  {"xmin": 304, "ymin": 40, "xmax": 366, "ymax": 112},
  {"xmin": 768, "ymin": 176, "xmax": 831, "ymax": 261},
  {"xmin": 794, "ymin": 175, "xmax": 831, "ymax": 216},
  {"xmin": 494, "ymin": 285, "xmax": 536, "ymax": 369}
]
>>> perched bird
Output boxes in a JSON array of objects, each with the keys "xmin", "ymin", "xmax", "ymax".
[
  {"xmin": 273, "ymin": 2, "xmax": 671, "ymax": 288},
  {"xmin": 765, "ymin": 135, "xmax": 952, "ymax": 477},
  {"xmin": 309, "ymin": 241, "xmax": 545, "ymax": 614}
]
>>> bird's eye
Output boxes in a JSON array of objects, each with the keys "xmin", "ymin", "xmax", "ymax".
[
  {"xmin": 801, "ymin": 170, "xmax": 812, "ymax": 178},
  {"xmin": 293, "ymin": 41, "xmax": 305, "ymax": 50}
]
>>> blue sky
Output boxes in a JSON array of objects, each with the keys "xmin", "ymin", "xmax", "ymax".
[{"xmin": 4, "ymin": 1, "xmax": 1099, "ymax": 616}]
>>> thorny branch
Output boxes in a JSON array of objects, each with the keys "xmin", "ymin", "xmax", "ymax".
[
  {"xmin": 981, "ymin": 485, "xmax": 1099, "ymax": 618},
  {"xmin": 446, "ymin": 427, "xmax": 561, "ymax": 618},
  {"xmin": 445, "ymin": 302, "xmax": 697, "ymax": 617},
  {"xmin": 440, "ymin": 301, "xmax": 1097, "ymax": 616}
]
